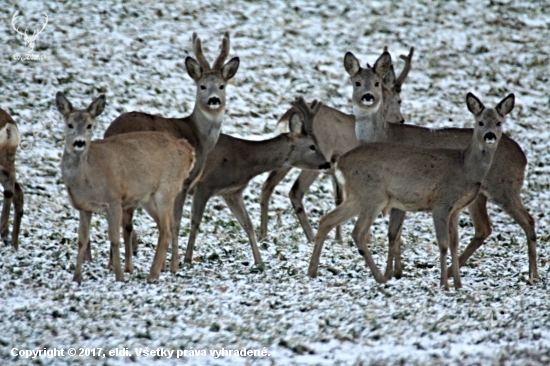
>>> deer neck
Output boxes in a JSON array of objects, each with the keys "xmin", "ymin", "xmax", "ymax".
[
  {"xmin": 190, "ymin": 105, "xmax": 224, "ymax": 153},
  {"xmin": 246, "ymin": 134, "xmax": 291, "ymax": 176},
  {"xmin": 354, "ymin": 105, "xmax": 386, "ymax": 144},
  {"xmin": 462, "ymin": 139, "xmax": 496, "ymax": 184},
  {"xmin": 61, "ymin": 148, "xmax": 89, "ymax": 184}
]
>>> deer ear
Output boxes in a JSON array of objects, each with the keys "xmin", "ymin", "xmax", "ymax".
[
  {"xmin": 373, "ymin": 52, "xmax": 392, "ymax": 78},
  {"xmin": 288, "ymin": 112, "xmax": 304, "ymax": 135},
  {"xmin": 88, "ymin": 94, "xmax": 106, "ymax": 118},
  {"xmin": 383, "ymin": 64, "xmax": 396, "ymax": 87},
  {"xmin": 496, "ymin": 93, "xmax": 515, "ymax": 116},
  {"xmin": 221, "ymin": 57, "xmax": 240, "ymax": 80},
  {"xmin": 344, "ymin": 52, "xmax": 361, "ymax": 76},
  {"xmin": 185, "ymin": 57, "xmax": 202, "ymax": 82},
  {"xmin": 466, "ymin": 92, "xmax": 485, "ymax": 116},
  {"xmin": 56, "ymin": 92, "xmax": 73, "ymax": 117}
]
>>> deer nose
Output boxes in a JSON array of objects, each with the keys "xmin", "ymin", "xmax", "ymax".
[
  {"xmin": 73, "ymin": 139, "xmax": 86, "ymax": 150},
  {"xmin": 208, "ymin": 97, "xmax": 221, "ymax": 105},
  {"xmin": 319, "ymin": 162, "xmax": 331, "ymax": 170},
  {"xmin": 399, "ymin": 118, "xmax": 405, "ymax": 124},
  {"xmin": 361, "ymin": 93, "xmax": 375, "ymax": 106},
  {"xmin": 484, "ymin": 132, "xmax": 497, "ymax": 144}
]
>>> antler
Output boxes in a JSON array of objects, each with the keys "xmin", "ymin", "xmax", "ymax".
[
  {"xmin": 212, "ymin": 31, "xmax": 230, "ymax": 71},
  {"xmin": 192, "ymin": 32, "xmax": 211, "ymax": 71},
  {"xmin": 395, "ymin": 46, "xmax": 414, "ymax": 87},
  {"xmin": 291, "ymin": 97, "xmax": 323, "ymax": 133},
  {"xmin": 11, "ymin": 11, "xmax": 27, "ymax": 38}
]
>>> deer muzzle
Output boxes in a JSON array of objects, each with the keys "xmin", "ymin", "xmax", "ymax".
[
  {"xmin": 208, "ymin": 97, "xmax": 221, "ymax": 109},
  {"xmin": 361, "ymin": 93, "xmax": 375, "ymax": 106},
  {"xmin": 73, "ymin": 139, "xmax": 86, "ymax": 150},
  {"xmin": 484, "ymin": 132, "xmax": 497, "ymax": 144}
]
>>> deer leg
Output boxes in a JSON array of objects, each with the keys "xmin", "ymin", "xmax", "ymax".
[
  {"xmin": 448, "ymin": 194, "xmax": 491, "ymax": 277},
  {"xmin": 331, "ymin": 175, "xmax": 344, "ymax": 241},
  {"xmin": 184, "ymin": 186, "xmax": 211, "ymax": 264},
  {"xmin": 172, "ymin": 186, "xmax": 189, "ymax": 266},
  {"xmin": 433, "ymin": 207, "xmax": 451, "ymax": 291},
  {"xmin": 308, "ymin": 200, "xmax": 358, "ymax": 278},
  {"xmin": 223, "ymin": 192, "xmax": 263, "ymax": 266},
  {"xmin": 11, "ymin": 181, "xmax": 23, "ymax": 251},
  {"xmin": 289, "ymin": 170, "xmax": 320, "ymax": 243},
  {"xmin": 106, "ymin": 205, "xmax": 124, "ymax": 282},
  {"xmin": 122, "ymin": 207, "xmax": 135, "ymax": 273},
  {"xmin": 0, "ymin": 177, "xmax": 14, "ymax": 246},
  {"xmin": 145, "ymin": 193, "xmax": 174, "ymax": 281},
  {"xmin": 496, "ymin": 195, "xmax": 538, "ymax": 282},
  {"xmin": 449, "ymin": 211, "xmax": 462, "ymax": 289},
  {"xmin": 352, "ymin": 208, "xmax": 387, "ymax": 284},
  {"xmin": 386, "ymin": 208, "xmax": 406, "ymax": 279},
  {"xmin": 259, "ymin": 167, "xmax": 292, "ymax": 242},
  {"xmin": 73, "ymin": 210, "xmax": 92, "ymax": 284}
]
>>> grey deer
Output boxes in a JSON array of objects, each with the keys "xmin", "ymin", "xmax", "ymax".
[
  {"xmin": 184, "ymin": 97, "xmax": 330, "ymax": 266},
  {"xmin": 57, "ymin": 93, "xmax": 195, "ymax": 283},
  {"xmin": 0, "ymin": 109, "xmax": 24, "ymax": 250},
  {"xmin": 260, "ymin": 47, "xmax": 414, "ymax": 243},
  {"xmin": 343, "ymin": 50, "xmax": 537, "ymax": 282},
  {"xmin": 308, "ymin": 92, "xmax": 514, "ymax": 290},
  {"xmin": 104, "ymin": 31, "xmax": 239, "ymax": 272}
]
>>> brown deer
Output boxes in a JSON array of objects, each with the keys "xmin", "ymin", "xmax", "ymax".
[
  {"xmin": 342, "ymin": 50, "xmax": 537, "ymax": 282},
  {"xmin": 259, "ymin": 47, "xmax": 414, "ymax": 243},
  {"xmin": 184, "ymin": 97, "xmax": 330, "ymax": 265},
  {"xmin": 308, "ymin": 92, "xmax": 514, "ymax": 290},
  {"xmin": 57, "ymin": 93, "xmax": 195, "ymax": 283},
  {"xmin": 0, "ymin": 109, "xmax": 24, "ymax": 250},
  {"xmin": 104, "ymin": 31, "xmax": 239, "ymax": 271}
]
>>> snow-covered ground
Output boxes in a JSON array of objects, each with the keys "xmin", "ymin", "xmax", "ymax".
[{"xmin": 1, "ymin": 0, "xmax": 549, "ymax": 365}]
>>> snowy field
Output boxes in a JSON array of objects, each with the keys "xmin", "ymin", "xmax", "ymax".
[{"xmin": 1, "ymin": 0, "xmax": 550, "ymax": 365}]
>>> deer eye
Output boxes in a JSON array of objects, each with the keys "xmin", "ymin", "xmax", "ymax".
[
  {"xmin": 68, "ymin": 124, "xmax": 74, "ymax": 129},
  {"xmin": 478, "ymin": 121, "xmax": 484, "ymax": 126},
  {"xmin": 375, "ymin": 82, "xmax": 380, "ymax": 87},
  {"xmin": 87, "ymin": 124, "xmax": 92, "ymax": 129},
  {"xmin": 309, "ymin": 145, "xmax": 316, "ymax": 151},
  {"xmin": 220, "ymin": 85, "xmax": 224, "ymax": 90},
  {"xmin": 355, "ymin": 82, "xmax": 361, "ymax": 87},
  {"xmin": 398, "ymin": 100, "xmax": 402, "ymax": 105},
  {"xmin": 200, "ymin": 85, "xmax": 206, "ymax": 90},
  {"xmin": 496, "ymin": 122, "xmax": 501, "ymax": 126}
]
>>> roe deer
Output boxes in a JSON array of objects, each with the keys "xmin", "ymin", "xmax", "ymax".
[
  {"xmin": 184, "ymin": 97, "xmax": 330, "ymax": 265},
  {"xmin": 104, "ymin": 31, "xmax": 239, "ymax": 270},
  {"xmin": 57, "ymin": 93, "xmax": 195, "ymax": 283},
  {"xmin": 344, "ymin": 50, "xmax": 538, "ymax": 282},
  {"xmin": 308, "ymin": 93, "xmax": 514, "ymax": 290},
  {"xmin": 259, "ymin": 47, "xmax": 414, "ymax": 243},
  {"xmin": 0, "ymin": 109, "xmax": 24, "ymax": 250}
]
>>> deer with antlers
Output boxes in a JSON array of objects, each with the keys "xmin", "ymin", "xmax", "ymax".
[
  {"xmin": 11, "ymin": 11, "xmax": 48, "ymax": 54},
  {"xmin": 260, "ymin": 47, "xmax": 414, "ymax": 243},
  {"xmin": 104, "ymin": 32, "xmax": 239, "ymax": 274},
  {"xmin": 184, "ymin": 97, "xmax": 330, "ymax": 266}
]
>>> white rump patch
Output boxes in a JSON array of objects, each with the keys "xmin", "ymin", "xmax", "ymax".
[{"xmin": 0, "ymin": 123, "xmax": 21, "ymax": 147}]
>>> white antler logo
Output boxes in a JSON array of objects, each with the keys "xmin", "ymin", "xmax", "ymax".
[{"xmin": 12, "ymin": 11, "xmax": 48, "ymax": 54}]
